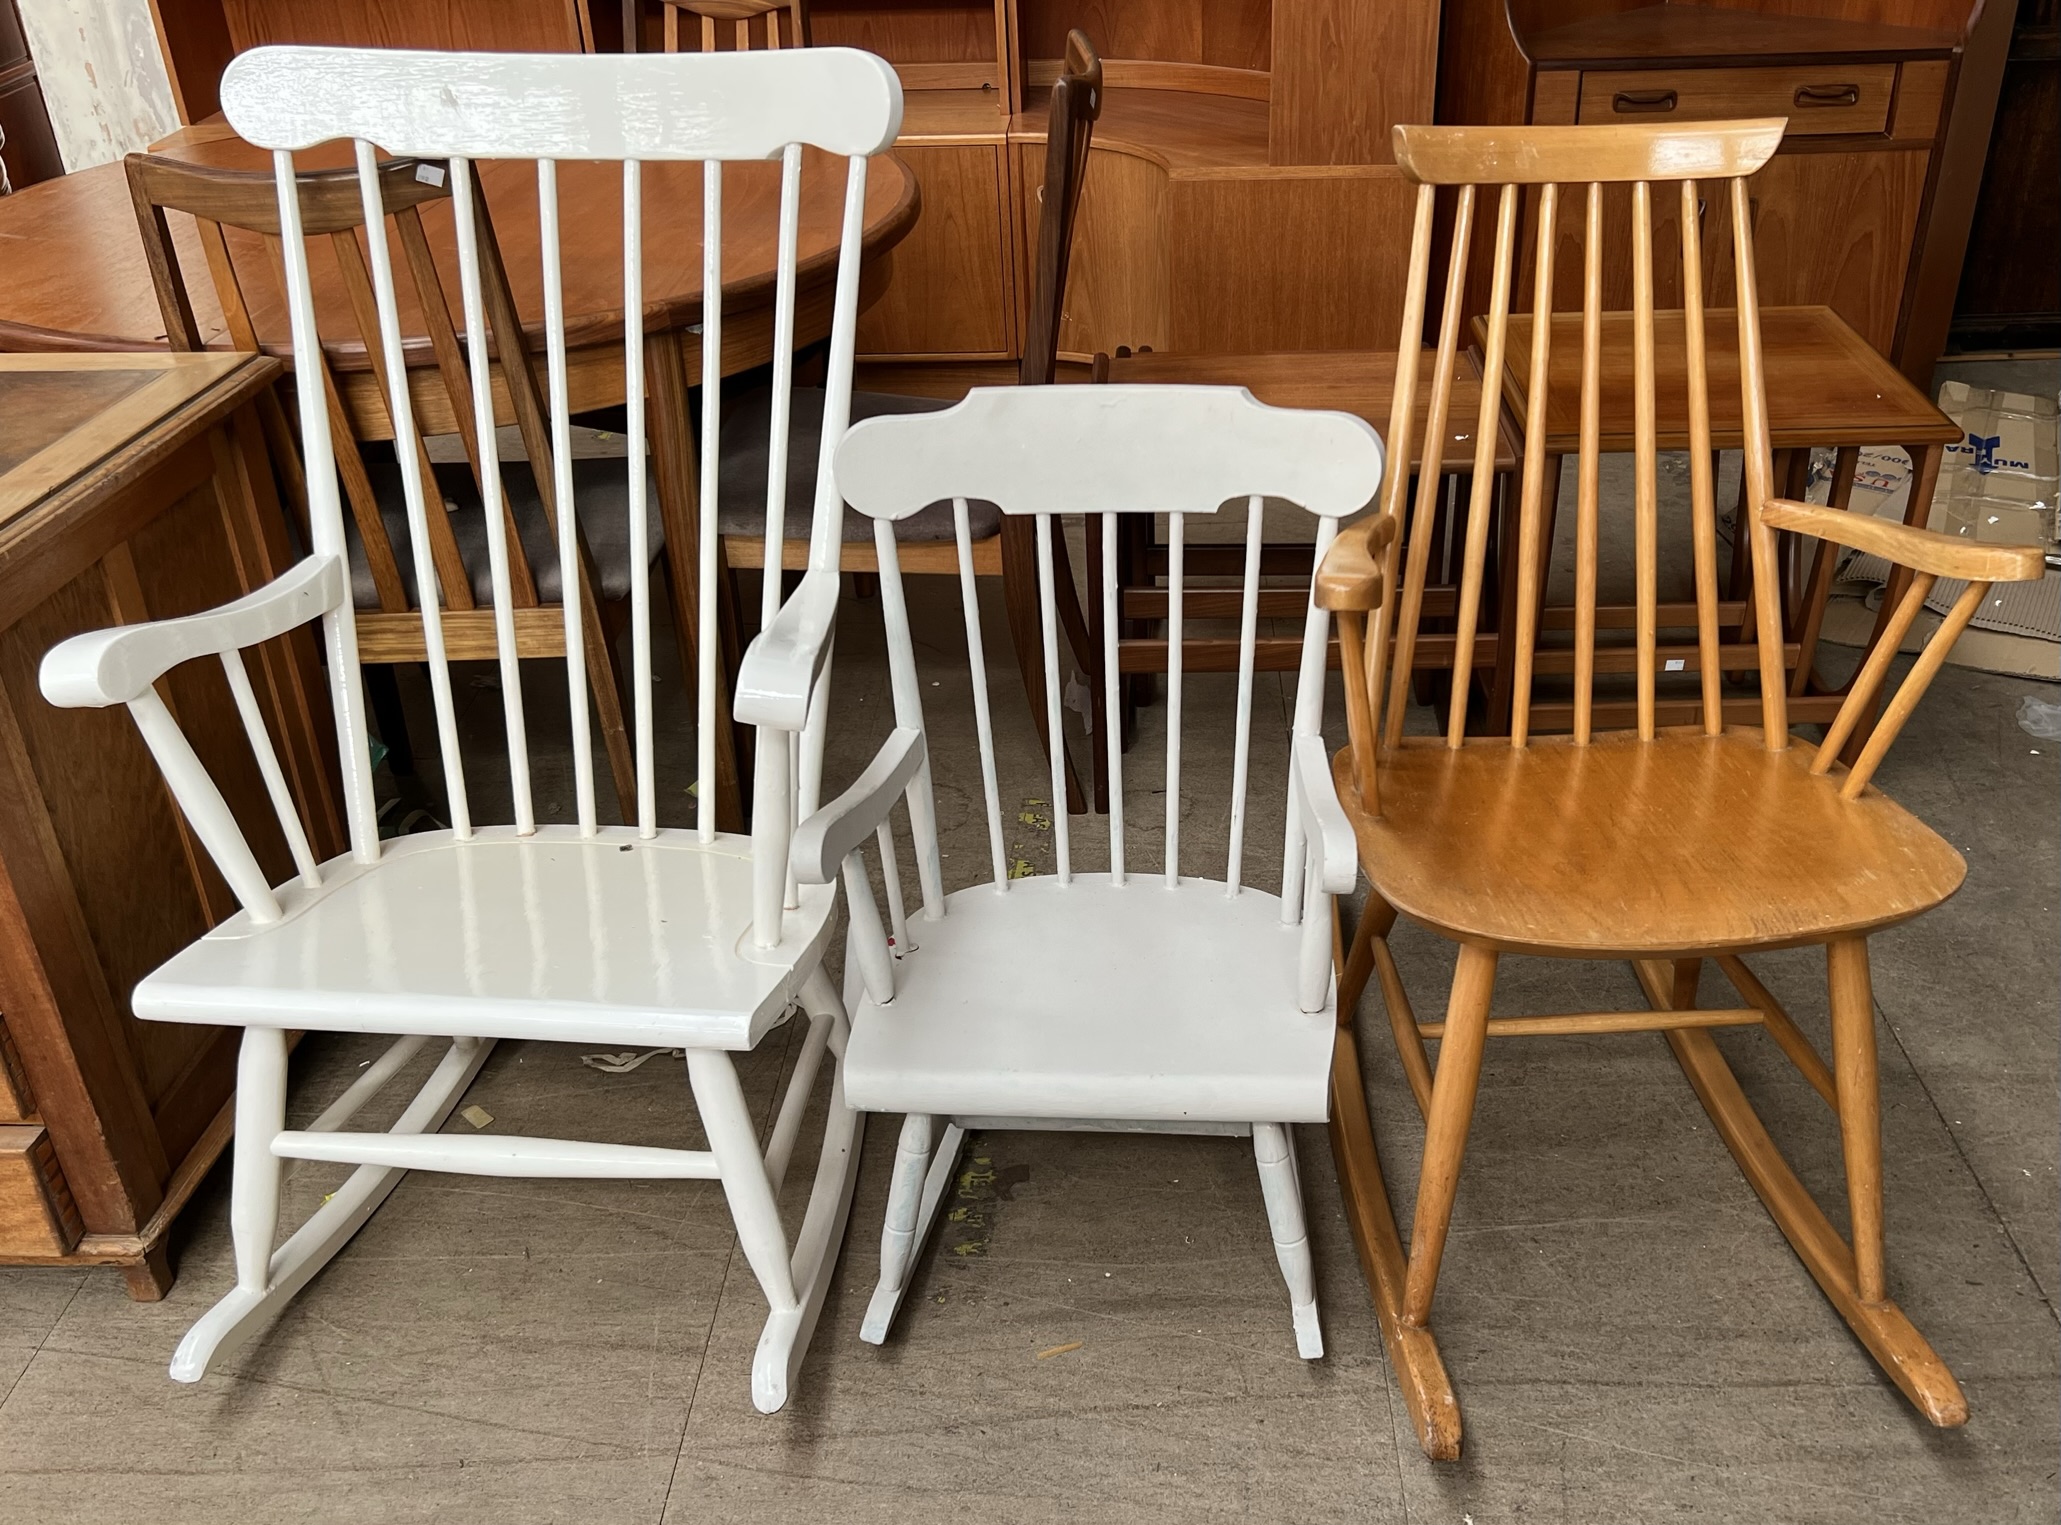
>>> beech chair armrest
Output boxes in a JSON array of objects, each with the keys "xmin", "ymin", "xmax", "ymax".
[
  {"xmin": 790, "ymin": 726, "xmax": 926, "ymax": 886},
  {"xmin": 734, "ymin": 566, "xmax": 841, "ymax": 731},
  {"xmin": 1755, "ymin": 499, "xmax": 2048, "ymax": 584},
  {"xmin": 40, "ymin": 554, "xmax": 345, "ymax": 709},
  {"xmin": 1292, "ymin": 733, "xmax": 1357, "ymax": 895},
  {"xmin": 1313, "ymin": 512, "xmax": 1397, "ymax": 613}
]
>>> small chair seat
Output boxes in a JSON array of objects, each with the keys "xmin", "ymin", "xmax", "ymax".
[
  {"xmin": 133, "ymin": 827, "xmax": 838, "ymax": 1050},
  {"xmin": 1341, "ymin": 728, "xmax": 1967, "ymax": 957},
  {"xmin": 348, "ymin": 457, "xmax": 664, "ymax": 609},
  {"xmin": 718, "ymin": 387, "xmax": 1001, "ymax": 543},
  {"xmin": 842, "ymin": 874, "xmax": 1335, "ymax": 1124}
]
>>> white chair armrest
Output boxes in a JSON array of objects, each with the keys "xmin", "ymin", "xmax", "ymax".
[
  {"xmin": 1293, "ymin": 732, "xmax": 1357, "ymax": 896},
  {"xmin": 790, "ymin": 727, "xmax": 925, "ymax": 885},
  {"xmin": 39, "ymin": 554, "xmax": 345, "ymax": 709},
  {"xmin": 734, "ymin": 567, "xmax": 840, "ymax": 731}
]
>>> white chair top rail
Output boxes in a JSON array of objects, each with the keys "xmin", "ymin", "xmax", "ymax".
[
  {"xmin": 219, "ymin": 44, "xmax": 904, "ymax": 161},
  {"xmin": 833, "ymin": 385, "xmax": 1385, "ymax": 522}
]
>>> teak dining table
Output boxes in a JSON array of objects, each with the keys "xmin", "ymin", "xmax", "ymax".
[{"xmin": 0, "ymin": 123, "xmax": 920, "ymax": 822}]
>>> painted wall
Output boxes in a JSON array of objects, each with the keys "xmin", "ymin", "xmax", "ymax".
[{"xmin": 16, "ymin": 0, "xmax": 175, "ymax": 171}]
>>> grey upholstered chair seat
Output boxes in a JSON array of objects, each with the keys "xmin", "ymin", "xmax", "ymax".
[
  {"xmin": 347, "ymin": 457, "xmax": 662, "ymax": 610},
  {"xmin": 718, "ymin": 387, "xmax": 1000, "ymax": 544}
]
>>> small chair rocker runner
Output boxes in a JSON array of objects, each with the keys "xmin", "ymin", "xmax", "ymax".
[
  {"xmin": 39, "ymin": 43, "xmax": 907, "ymax": 1413},
  {"xmin": 734, "ymin": 383, "xmax": 1385, "ymax": 1356},
  {"xmin": 1314, "ymin": 117, "xmax": 2048, "ymax": 1459}
]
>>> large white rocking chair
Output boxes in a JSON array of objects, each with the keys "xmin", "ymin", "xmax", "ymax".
[
  {"xmin": 38, "ymin": 43, "xmax": 904, "ymax": 1413},
  {"xmin": 735, "ymin": 385, "xmax": 1385, "ymax": 1357}
]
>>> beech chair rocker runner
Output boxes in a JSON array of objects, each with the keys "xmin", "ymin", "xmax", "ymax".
[
  {"xmin": 39, "ymin": 42, "xmax": 907, "ymax": 1413},
  {"xmin": 733, "ymin": 384, "xmax": 1385, "ymax": 1355},
  {"xmin": 1315, "ymin": 118, "xmax": 2047, "ymax": 1460}
]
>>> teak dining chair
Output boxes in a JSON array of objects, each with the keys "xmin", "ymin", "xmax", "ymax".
[
  {"xmin": 125, "ymin": 150, "xmax": 665, "ymax": 821},
  {"xmin": 734, "ymin": 384, "xmax": 1384, "ymax": 1356},
  {"xmin": 1314, "ymin": 118, "xmax": 2047, "ymax": 1460},
  {"xmin": 40, "ymin": 42, "xmax": 908, "ymax": 1414},
  {"xmin": 658, "ymin": 0, "xmax": 811, "ymax": 53},
  {"xmin": 722, "ymin": 30, "xmax": 1106, "ymax": 811}
]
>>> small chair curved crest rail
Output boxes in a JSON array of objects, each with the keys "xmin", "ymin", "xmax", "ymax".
[
  {"xmin": 39, "ymin": 41, "xmax": 908, "ymax": 1415},
  {"xmin": 735, "ymin": 383, "xmax": 1384, "ymax": 1357},
  {"xmin": 1314, "ymin": 117, "xmax": 2048, "ymax": 1460}
]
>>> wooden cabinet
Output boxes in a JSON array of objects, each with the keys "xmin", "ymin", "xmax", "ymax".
[
  {"xmin": 856, "ymin": 142, "xmax": 1015, "ymax": 360},
  {"xmin": 0, "ymin": 0, "xmax": 63, "ymax": 192},
  {"xmin": 0, "ymin": 353, "xmax": 342, "ymax": 1298},
  {"xmin": 1439, "ymin": 0, "xmax": 2015, "ymax": 381}
]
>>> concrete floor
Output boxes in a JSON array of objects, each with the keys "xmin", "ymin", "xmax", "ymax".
[{"xmin": 0, "ymin": 365, "xmax": 2054, "ymax": 1523}]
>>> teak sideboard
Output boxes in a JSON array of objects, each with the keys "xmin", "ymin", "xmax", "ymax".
[{"xmin": 0, "ymin": 352, "xmax": 342, "ymax": 1297}]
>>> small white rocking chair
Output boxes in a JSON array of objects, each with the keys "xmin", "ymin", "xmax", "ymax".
[
  {"xmin": 39, "ymin": 43, "xmax": 904, "ymax": 1413},
  {"xmin": 736, "ymin": 384, "xmax": 1386, "ymax": 1357}
]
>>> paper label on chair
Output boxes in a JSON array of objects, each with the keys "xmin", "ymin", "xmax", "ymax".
[{"xmin": 415, "ymin": 162, "xmax": 448, "ymax": 187}]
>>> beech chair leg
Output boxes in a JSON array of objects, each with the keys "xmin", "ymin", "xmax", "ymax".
[
  {"xmin": 1637, "ymin": 956, "xmax": 1967, "ymax": 1427},
  {"xmin": 1328, "ymin": 1011, "xmax": 1462, "ymax": 1459},
  {"xmin": 1402, "ymin": 944, "xmax": 1496, "ymax": 1326},
  {"xmin": 1253, "ymin": 1121, "xmax": 1323, "ymax": 1357},
  {"xmin": 1827, "ymin": 937, "xmax": 1885, "ymax": 1302},
  {"xmin": 169, "ymin": 1032, "xmax": 493, "ymax": 1383},
  {"xmin": 860, "ymin": 1112, "xmax": 966, "ymax": 1344}
]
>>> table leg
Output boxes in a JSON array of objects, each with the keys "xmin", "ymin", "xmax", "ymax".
[{"xmin": 1789, "ymin": 445, "xmax": 1858, "ymax": 698}]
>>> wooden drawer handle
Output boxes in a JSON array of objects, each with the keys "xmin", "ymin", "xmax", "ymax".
[
  {"xmin": 1794, "ymin": 83, "xmax": 1861, "ymax": 108},
  {"xmin": 1612, "ymin": 89, "xmax": 1678, "ymax": 114}
]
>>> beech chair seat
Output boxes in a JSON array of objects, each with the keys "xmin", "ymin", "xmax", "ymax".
[
  {"xmin": 349, "ymin": 457, "xmax": 666, "ymax": 607},
  {"xmin": 842, "ymin": 875, "xmax": 1335, "ymax": 1124},
  {"xmin": 718, "ymin": 386, "xmax": 996, "ymax": 543},
  {"xmin": 135, "ymin": 828, "xmax": 838, "ymax": 1050},
  {"xmin": 1335, "ymin": 729, "xmax": 1965, "ymax": 959}
]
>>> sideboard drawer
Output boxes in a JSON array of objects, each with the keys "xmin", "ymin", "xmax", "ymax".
[{"xmin": 1578, "ymin": 64, "xmax": 1897, "ymax": 136}]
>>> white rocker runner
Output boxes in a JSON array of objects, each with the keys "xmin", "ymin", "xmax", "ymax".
[
  {"xmin": 38, "ymin": 42, "xmax": 904, "ymax": 1413},
  {"xmin": 733, "ymin": 384, "xmax": 1385, "ymax": 1358}
]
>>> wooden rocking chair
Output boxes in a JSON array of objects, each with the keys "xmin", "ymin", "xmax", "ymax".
[{"xmin": 1315, "ymin": 118, "xmax": 2047, "ymax": 1460}]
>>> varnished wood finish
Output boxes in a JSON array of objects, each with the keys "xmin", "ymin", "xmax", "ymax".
[
  {"xmin": 0, "ymin": 352, "xmax": 338, "ymax": 1294},
  {"xmin": 1318, "ymin": 119, "xmax": 2033, "ymax": 1459}
]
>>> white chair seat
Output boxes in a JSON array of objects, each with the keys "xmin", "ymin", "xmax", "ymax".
[
  {"xmin": 842, "ymin": 874, "xmax": 1335, "ymax": 1125},
  {"xmin": 134, "ymin": 827, "xmax": 838, "ymax": 1051}
]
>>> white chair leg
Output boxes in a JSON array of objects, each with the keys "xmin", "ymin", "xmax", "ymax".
[
  {"xmin": 692, "ymin": 1020, "xmax": 863, "ymax": 1417},
  {"xmin": 859, "ymin": 1116, "xmax": 963, "ymax": 1346},
  {"xmin": 170, "ymin": 1033, "xmax": 492, "ymax": 1382},
  {"xmin": 1254, "ymin": 1121, "xmax": 1323, "ymax": 1359}
]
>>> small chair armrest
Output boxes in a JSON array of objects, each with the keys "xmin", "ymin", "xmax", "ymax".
[
  {"xmin": 1293, "ymin": 733, "xmax": 1357, "ymax": 896},
  {"xmin": 789, "ymin": 726, "xmax": 926, "ymax": 886},
  {"xmin": 1756, "ymin": 499, "xmax": 2048, "ymax": 584},
  {"xmin": 40, "ymin": 554, "xmax": 345, "ymax": 709},
  {"xmin": 734, "ymin": 567, "xmax": 840, "ymax": 731},
  {"xmin": 1313, "ymin": 513, "xmax": 1397, "ymax": 613}
]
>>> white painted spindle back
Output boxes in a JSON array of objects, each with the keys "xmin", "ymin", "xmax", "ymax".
[
  {"xmin": 832, "ymin": 385, "xmax": 1384, "ymax": 925},
  {"xmin": 219, "ymin": 44, "xmax": 902, "ymax": 878}
]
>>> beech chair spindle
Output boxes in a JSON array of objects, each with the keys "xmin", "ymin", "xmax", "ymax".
[
  {"xmin": 1315, "ymin": 118, "xmax": 2047, "ymax": 1461},
  {"xmin": 735, "ymin": 383, "xmax": 1385, "ymax": 1358},
  {"xmin": 40, "ymin": 43, "xmax": 908, "ymax": 1414}
]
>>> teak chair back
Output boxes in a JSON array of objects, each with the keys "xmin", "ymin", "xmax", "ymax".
[
  {"xmin": 660, "ymin": 0, "xmax": 810, "ymax": 53},
  {"xmin": 1018, "ymin": 30, "xmax": 1101, "ymax": 388},
  {"xmin": 124, "ymin": 148, "xmax": 652, "ymax": 814},
  {"xmin": 1315, "ymin": 118, "xmax": 2047, "ymax": 1462}
]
